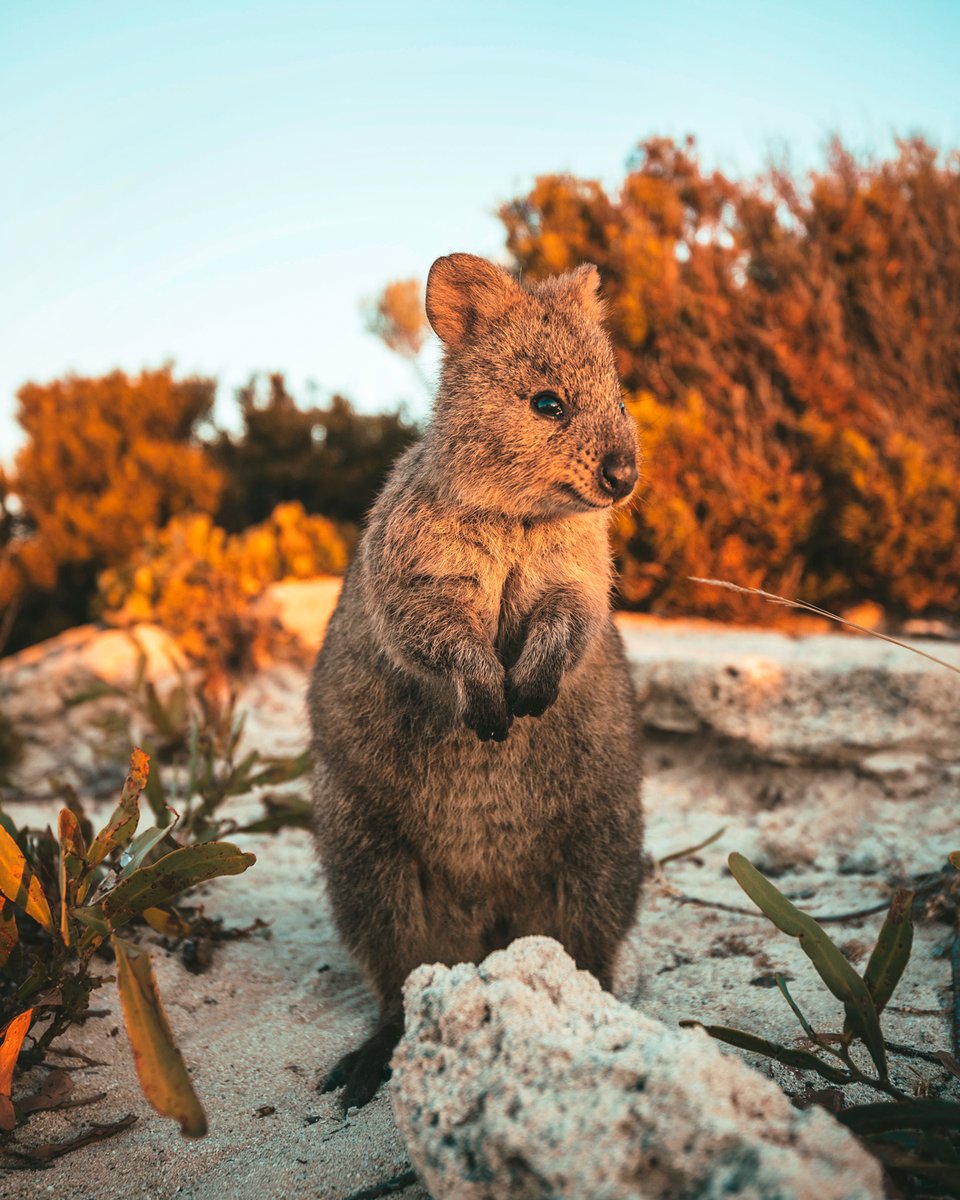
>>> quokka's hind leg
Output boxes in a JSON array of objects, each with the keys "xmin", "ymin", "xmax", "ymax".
[
  {"xmin": 320, "ymin": 1007, "xmax": 404, "ymax": 1111},
  {"xmin": 554, "ymin": 805, "xmax": 645, "ymax": 994},
  {"xmin": 321, "ymin": 897, "xmax": 488, "ymax": 1111},
  {"xmin": 316, "ymin": 800, "xmax": 484, "ymax": 1112},
  {"xmin": 314, "ymin": 787, "xmax": 429, "ymax": 1111}
]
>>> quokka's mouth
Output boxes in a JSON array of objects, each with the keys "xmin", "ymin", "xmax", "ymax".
[{"xmin": 557, "ymin": 483, "xmax": 611, "ymax": 510}]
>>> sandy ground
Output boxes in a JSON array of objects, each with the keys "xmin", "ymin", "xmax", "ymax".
[{"xmin": 2, "ymin": 633, "xmax": 959, "ymax": 1199}]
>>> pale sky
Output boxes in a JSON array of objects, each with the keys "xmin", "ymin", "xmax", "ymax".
[{"xmin": 2, "ymin": 0, "xmax": 958, "ymax": 461}]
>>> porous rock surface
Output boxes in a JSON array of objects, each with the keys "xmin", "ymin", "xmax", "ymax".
[
  {"xmin": 621, "ymin": 617, "xmax": 960, "ymax": 771},
  {"xmin": 391, "ymin": 937, "xmax": 884, "ymax": 1200}
]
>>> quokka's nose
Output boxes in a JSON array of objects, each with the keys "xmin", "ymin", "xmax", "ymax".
[{"xmin": 598, "ymin": 451, "xmax": 638, "ymax": 501}]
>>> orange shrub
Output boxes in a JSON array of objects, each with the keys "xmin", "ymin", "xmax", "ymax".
[
  {"xmin": 99, "ymin": 503, "xmax": 349, "ymax": 666},
  {"xmin": 2, "ymin": 368, "xmax": 221, "ymax": 650},
  {"xmin": 501, "ymin": 137, "xmax": 960, "ymax": 618}
]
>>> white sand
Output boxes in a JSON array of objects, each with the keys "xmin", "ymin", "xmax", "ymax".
[{"xmin": 2, "ymin": 611, "xmax": 957, "ymax": 1199}]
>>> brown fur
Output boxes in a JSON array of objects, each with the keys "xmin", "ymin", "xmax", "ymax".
[{"xmin": 309, "ymin": 253, "xmax": 645, "ymax": 1109}]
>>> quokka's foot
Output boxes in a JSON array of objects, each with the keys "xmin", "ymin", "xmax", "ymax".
[{"xmin": 320, "ymin": 1018, "xmax": 402, "ymax": 1113}]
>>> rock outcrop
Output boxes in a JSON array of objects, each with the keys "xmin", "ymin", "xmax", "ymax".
[
  {"xmin": 391, "ymin": 937, "xmax": 884, "ymax": 1200},
  {"xmin": 3, "ymin": 581, "xmax": 958, "ymax": 799},
  {"xmin": 621, "ymin": 617, "xmax": 960, "ymax": 771},
  {"xmin": 0, "ymin": 623, "xmax": 188, "ymax": 795}
]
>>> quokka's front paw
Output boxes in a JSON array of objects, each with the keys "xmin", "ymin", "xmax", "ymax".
[
  {"xmin": 463, "ymin": 678, "xmax": 513, "ymax": 742},
  {"xmin": 506, "ymin": 661, "xmax": 563, "ymax": 719}
]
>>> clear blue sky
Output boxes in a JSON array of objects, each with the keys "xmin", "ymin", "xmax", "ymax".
[{"xmin": 1, "ymin": 0, "xmax": 958, "ymax": 460}]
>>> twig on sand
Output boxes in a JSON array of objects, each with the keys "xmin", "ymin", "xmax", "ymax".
[
  {"xmin": 342, "ymin": 1168, "xmax": 419, "ymax": 1200},
  {"xmin": 665, "ymin": 891, "xmax": 894, "ymax": 923},
  {"xmin": 657, "ymin": 825, "xmax": 727, "ymax": 868},
  {"xmin": 883, "ymin": 1040, "xmax": 952, "ymax": 1066},
  {"xmin": 0, "ymin": 1114, "xmax": 137, "ymax": 1167},
  {"xmin": 666, "ymin": 868, "xmax": 956, "ymax": 925}
]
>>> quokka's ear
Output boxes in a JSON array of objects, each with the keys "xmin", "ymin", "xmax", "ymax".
[
  {"xmin": 566, "ymin": 263, "xmax": 606, "ymax": 322},
  {"xmin": 426, "ymin": 253, "xmax": 523, "ymax": 345}
]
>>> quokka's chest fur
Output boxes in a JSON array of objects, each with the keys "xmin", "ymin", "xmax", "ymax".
[
  {"xmin": 417, "ymin": 512, "xmax": 605, "ymax": 663},
  {"xmin": 360, "ymin": 466, "xmax": 613, "ymax": 654}
]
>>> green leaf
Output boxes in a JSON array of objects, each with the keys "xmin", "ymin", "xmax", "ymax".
[
  {"xmin": 186, "ymin": 721, "xmax": 201, "ymax": 799},
  {"xmin": 679, "ymin": 1020, "xmax": 850, "ymax": 1084},
  {"xmin": 65, "ymin": 681, "xmax": 127, "ymax": 707},
  {"xmin": 79, "ymin": 842, "xmax": 256, "ymax": 945},
  {"xmin": 775, "ymin": 974, "xmax": 819, "ymax": 1042},
  {"xmin": 0, "ymin": 822, "xmax": 54, "ymax": 932},
  {"xmin": 144, "ymin": 680, "xmax": 187, "ymax": 743},
  {"xmin": 119, "ymin": 824, "xmax": 176, "ymax": 878},
  {"xmin": 235, "ymin": 794, "xmax": 312, "ymax": 835},
  {"xmin": 727, "ymin": 852, "xmax": 887, "ymax": 1078},
  {"xmin": 113, "ymin": 937, "xmax": 207, "ymax": 1137},
  {"xmin": 247, "ymin": 751, "xmax": 312, "ymax": 788},
  {"xmin": 223, "ymin": 750, "xmax": 261, "ymax": 799},
  {"xmin": 87, "ymin": 749, "xmax": 150, "ymax": 870},
  {"xmin": 72, "ymin": 907, "xmax": 111, "ymax": 938},
  {"xmin": 837, "ymin": 1099, "xmax": 960, "ymax": 1135},
  {"xmin": 862, "ymin": 888, "xmax": 914, "ymax": 1015}
]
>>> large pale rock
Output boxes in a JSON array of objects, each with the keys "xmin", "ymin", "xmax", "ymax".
[
  {"xmin": 620, "ymin": 616, "xmax": 960, "ymax": 768},
  {"xmin": 252, "ymin": 577, "xmax": 342, "ymax": 655},
  {"xmin": 391, "ymin": 937, "xmax": 884, "ymax": 1200},
  {"xmin": 0, "ymin": 622, "xmax": 188, "ymax": 794}
]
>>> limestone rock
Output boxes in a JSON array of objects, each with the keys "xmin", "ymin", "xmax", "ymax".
[
  {"xmin": 391, "ymin": 937, "xmax": 884, "ymax": 1200},
  {"xmin": 252, "ymin": 577, "xmax": 342, "ymax": 655},
  {"xmin": 0, "ymin": 622, "xmax": 188, "ymax": 795},
  {"xmin": 620, "ymin": 616, "xmax": 960, "ymax": 768}
]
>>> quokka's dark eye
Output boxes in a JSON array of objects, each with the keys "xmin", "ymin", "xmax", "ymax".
[
  {"xmin": 618, "ymin": 398, "xmax": 626, "ymax": 415},
  {"xmin": 531, "ymin": 391, "xmax": 565, "ymax": 420}
]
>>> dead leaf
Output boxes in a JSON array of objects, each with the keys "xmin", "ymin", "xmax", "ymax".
[
  {"xmin": 799, "ymin": 1087, "xmax": 846, "ymax": 1114},
  {"xmin": 934, "ymin": 1050, "xmax": 960, "ymax": 1081},
  {"xmin": 0, "ymin": 898, "xmax": 17, "ymax": 968},
  {"xmin": 142, "ymin": 906, "xmax": 192, "ymax": 938},
  {"xmin": 46, "ymin": 1045, "xmax": 107, "ymax": 1069},
  {"xmin": 113, "ymin": 936, "xmax": 207, "ymax": 1136},
  {"xmin": 16, "ymin": 1069, "xmax": 74, "ymax": 1115},
  {"xmin": 58, "ymin": 808, "xmax": 86, "ymax": 946},
  {"xmin": 0, "ymin": 1113, "xmax": 137, "ymax": 1166}
]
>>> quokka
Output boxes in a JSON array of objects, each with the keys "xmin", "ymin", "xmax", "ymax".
[{"xmin": 309, "ymin": 252, "xmax": 644, "ymax": 1110}]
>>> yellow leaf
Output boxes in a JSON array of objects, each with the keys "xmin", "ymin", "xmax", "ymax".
[
  {"xmin": 142, "ymin": 906, "xmax": 192, "ymax": 938},
  {"xmin": 0, "ymin": 1008, "xmax": 33, "ymax": 1129},
  {"xmin": 58, "ymin": 808, "xmax": 86, "ymax": 946},
  {"xmin": 0, "ymin": 824, "xmax": 53, "ymax": 932},
  {"xmin": 113, "ymin": 937, "xmax": 207, "ymax": 1137},
  {"xmin": 87, "ymin": 748, "xmax": 150, "ymax": 872}
]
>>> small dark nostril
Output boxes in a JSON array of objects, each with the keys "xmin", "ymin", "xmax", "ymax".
[{"xmin": 598, "ymin": 453, "xmax": 638, "ymax": 500}]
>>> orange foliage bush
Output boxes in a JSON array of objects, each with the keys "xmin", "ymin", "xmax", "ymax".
[
  {"xmin": 98, "ymin": 502, "xmax": 349, "ymax": 665},
  {"xmin": 1, "ymin": 368, "xmax": 221, "ymax": 649},
  {"xmin": 501, "ymin": 137, "xmax": 960, "ymax": 618}
]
